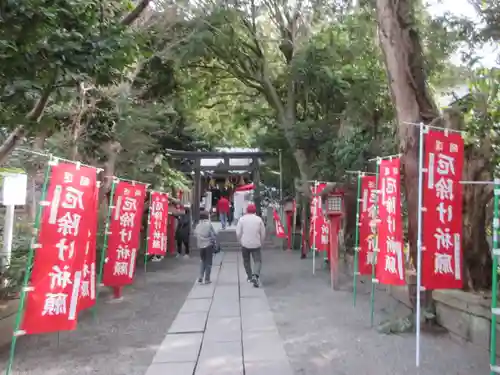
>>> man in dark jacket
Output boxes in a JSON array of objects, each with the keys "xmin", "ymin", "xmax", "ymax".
[{"xmin": 175, "ymin": 208, "xmax": 191, "ymax": 258}]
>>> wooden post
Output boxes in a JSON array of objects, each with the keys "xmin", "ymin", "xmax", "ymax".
[
  {"xmin": 193, "ymin": 157, "xmax": 201, "ymax": 225},
  {"xmin": 113, "ymin": 287, "xmax": 122, "ymax": 299},
  {"xmin": 253, "ymin": 158, "xmax": 262, "ymax": 216}
]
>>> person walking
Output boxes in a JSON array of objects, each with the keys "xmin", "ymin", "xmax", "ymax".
[
  {"xmin": 229, "ymin": 199, "xmax": 235, "ymax": 226},
  {"xmin": 175, "ymin": 208, "xmax": 191, "ymax": 258},
  {"xmin": 194, "ymin": 210, "xmax": 217, "ymax": 284},
  {"xmin": 236, "ymin": 203, "xmax": 266, "ymax": 288},
  {"xmin": 217, "ymin": 195, "xmax": 230, "ymax": 229}
]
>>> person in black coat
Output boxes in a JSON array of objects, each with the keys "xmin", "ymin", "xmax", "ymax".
[
  {"xmin": 229, "ymin": 200, "xmax": 235, "ymax": 226},
  {"xmin": 175, "ymin": 208, "xmax": 191, "ymax": 258}
]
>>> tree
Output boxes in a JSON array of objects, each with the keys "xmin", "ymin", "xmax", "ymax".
[
  {"xmin": 374, "ymin": 0, "xmax": 496, "ymax": 330},
  {"xmin": 0, "ymin": 0, "xmax": 151, "ymax": 163},
  {"xmin": 177, "ymin": 1, "xmax": 357, "ymax": 186}
]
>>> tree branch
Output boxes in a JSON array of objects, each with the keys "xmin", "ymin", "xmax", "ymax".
[{"xmin": 121, "ymin": 0, "xmax": 151, "ymax": 26}]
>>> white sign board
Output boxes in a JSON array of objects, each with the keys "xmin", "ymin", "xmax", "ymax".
[{"xmin": 2, "ymin": 173, "xmax": 27, "ymax": 206}]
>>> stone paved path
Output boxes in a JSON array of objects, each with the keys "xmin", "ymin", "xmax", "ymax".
[{"xmin": 145, "ymin": 251, "xmax": 293, "ymax": 375}]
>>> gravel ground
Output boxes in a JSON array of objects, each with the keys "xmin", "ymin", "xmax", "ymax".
[
  {"xmin": 262, "ymin": 250, "xmax": 489, "ymax": 375},
  {"xmin": 0, "ymin": 255, "xmax": 199, "ymax": 375}
]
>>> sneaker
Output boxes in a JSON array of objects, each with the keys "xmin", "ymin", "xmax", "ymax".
[
  {"xmin": 184, "ymin": 254, "xmax": 190, "ymax": 259},
  {"xmin": 176, "ymin": 254, "xmax": 181, "ymax": 259},
  {"xmin": 247, "ymin": 278, "xmax": 253, "ymax": 283},
  {"xmin": 205, "ymin": 280, "xmax": 212, "ymax": 285},
  {"xmin": 252, "ymin": 275, "xmax": 260, "ymax": 288},
  {"xmin": 152, "ymin": 256, "xmax": 162, "ymax": 262},
  {"xmin": 197, "ymin": 278, "xmax": 203, "ymax": 284}
]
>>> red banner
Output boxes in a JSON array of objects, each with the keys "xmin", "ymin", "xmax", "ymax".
[
  {"xmin": 309, "ymin": 183, "xmax": 329, "ymax": 251},
  {"xmin": 358, "ymin": 175, "xmax": 377, "ymax": 275},
  {"xmin": 102, "ymin": 181, "xmax": 146, "ymax": 287},
  {"xmin": 273, "ymin": 208, "xmax": 286, "ymax": 238},
  {"xmin": 147, "ymin": 191, "xmax": 169, "ymax": 255},
  {"xmin": 22, "ymin": 162, "xmax": 97, "ymax": 334},
  {"xmin": 376, "ymin": 158, "xmax": 405, "ymax": 285},
  {"xmin": 78, "ymin": 181, "xmax": 99, "ymax": 312},
  {"xmin": 422, "ymin": 130, "xmax": 464, "ymax": 289}
]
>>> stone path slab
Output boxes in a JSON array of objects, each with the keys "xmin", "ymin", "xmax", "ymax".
[
  {"xmin": 168, "ymin": 312, "xmax": 208, "ymax": 334},
  {"xmin": 143, "ymin": 251, "xmax": 293, "ymax": 375},
  {"xmin": 209, "ymin": 299, "xmax": 240, "ymax": 317},
  {"xmin": 240, "ymin": 285, "xmax": 267, "ymax": 298},
  {"xmin": 153, "ymin": 333, "xmax": 203, "ymax": 363},
  {"xmin": 204, "ymin": 316, "xmax": 241, "ymax": 342},
  {"xmin": 179, "ymin": 298, "xmax": 212, "ymax": 313},
  {"xmin": 242, "ymin": 311, "xmax": 277, "ymax": 332},
  {"xmin": 145, "ymin": 362, "xmax": 196, "ymax": 375},
  {"xmin": 188, "ymin": 285, "xmax": 215, "ymax": 299}
]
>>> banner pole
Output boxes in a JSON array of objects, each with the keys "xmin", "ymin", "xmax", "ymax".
[
  {"xmin": 416, "ymin": 123, "xmax": 425, "ymax": 367},
  {"xmin": 369, "ymin": 160, "xmax": 381, "ymax": 327},
  {"xmin": 312, "ymin": 181, "xmax": 318, "ymax": 275},
  {"xmin": 144, "ymin": 194, "xmax": 153, "ymax": 273},
  {"xmin": 94, "ymin": 178, "xmax": 117, "ymax": 317},
  {"xmin": 490, "ymin": 179, "xmax": 500, "ymax": 375},
  {"xmin": 279, "ymin": 149, "xmax": 283, "ymax": 214},
  {"xmin": 5, "ymin": 157, "xmax": 53, "ymax": 375},
  {"xmin": 292, "ymin": 191, "xmax": 298, "ymax": 250},
  {"xmin": 352, "ymin": 172, "xmax": 362, "ymax": 307}
]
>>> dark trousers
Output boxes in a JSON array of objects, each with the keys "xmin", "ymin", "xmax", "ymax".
[
  {"xmin": 176, "ymin": 237, "xmax": 190, "ymax": 255},
  {"xmin": 199, "ymin": 245, "xmax": 214, "ymax": 281},
  {"xmin": 242, "ymin": 247, "xmax": 262, "ymax": 279}
]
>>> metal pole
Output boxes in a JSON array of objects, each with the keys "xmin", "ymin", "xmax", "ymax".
[
  {"xmin": 144, "ymin": 193, "xmax": 153, "ymax": 273},
  {"xmin": 279, "ymin": 150, "xmax": 283, "ymax": 206},
  {"xmin": 312, "ymin": 181, "xmax": 318, "ymax": 275},
  {"xmin": 369, "ymin": 161, "xmax": 380, "ymax": 327},
  {"xmin": 352, "ymin": 172, "xmax": 362, "ymax": 306},
  {"xmin": 416, "ymin": 122, "xmax": 425, "ymax": 367},
  {"xmin": 402, "ymin": 121, "xmax": 465, "ymax": 134},
  {"xmin": 2, "ymin": 205, "xmax": 15, "ymax": 270},
  {"xmin": 490, "ymin": 178, "xmax": 500, "ymax": 375},
  {"xmin": 292, "ymin": 180, "xmax": 299, "ymax": 250},
  {"xmin": 278, "ymin": 150, "xmax": 285, "ymax": 249},
  {"xmin": 368, "ymin": 154, "xmax": 402, "ymax": 162},
  {"xmin": 6, "ymin": 158, "xmax": 53, "ymax": 375}
]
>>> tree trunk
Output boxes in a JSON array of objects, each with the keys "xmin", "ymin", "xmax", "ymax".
[
  {"xmin": 25, "ymin": 132, "xmax": 48, "ymax": 221},
  {"xmin": 121, "ymin": 0, "xmax": 151, "ymax": 26},
  {"xmin": 0, "ymin": 70, "xmax": 57, "ymax": 164},
  {"xmin": 462, "ymin": 191, "xmax": 491, "ymax": 289},
  {"xmin": 98, "ymin": 141, "xmax": 122, "ymax": 204},
  {"xmin": 376, "ymin": 0, "xmax": 439, "ymax": 322},
  {"xmin": 0, "ymin": 126, "xmax": 26, "ymax": 165},
  {"xmin": 376, "ymin": 0, "xmax": 494, "ymax": 313},
  {"xmin": 69, "ymin": 83, "xmax": 88, "ymax": 160},
  {"xmin": 342, "ymin": 183, "xmax": 358, "ymax": 252},
  {"xmin": 439, "ymin": 109, "xmax": 493, "ymax": 290}
]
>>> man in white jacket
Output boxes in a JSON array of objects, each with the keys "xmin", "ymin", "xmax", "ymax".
[{"xmin": 236, "ymin": 203, "xmax": 266, "ymax": 287}]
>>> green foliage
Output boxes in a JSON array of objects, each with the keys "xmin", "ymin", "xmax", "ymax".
[
  {"xmin": 0, "ymin": 0, "xmax": 140, "ymax": 128},
  {"xmin": 0, "ymin": 220, "xmax": 32, "ymax": 300},
  {"xmin": 463, "ymin": 67, "xmax": 500, "ymax": 167}
]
